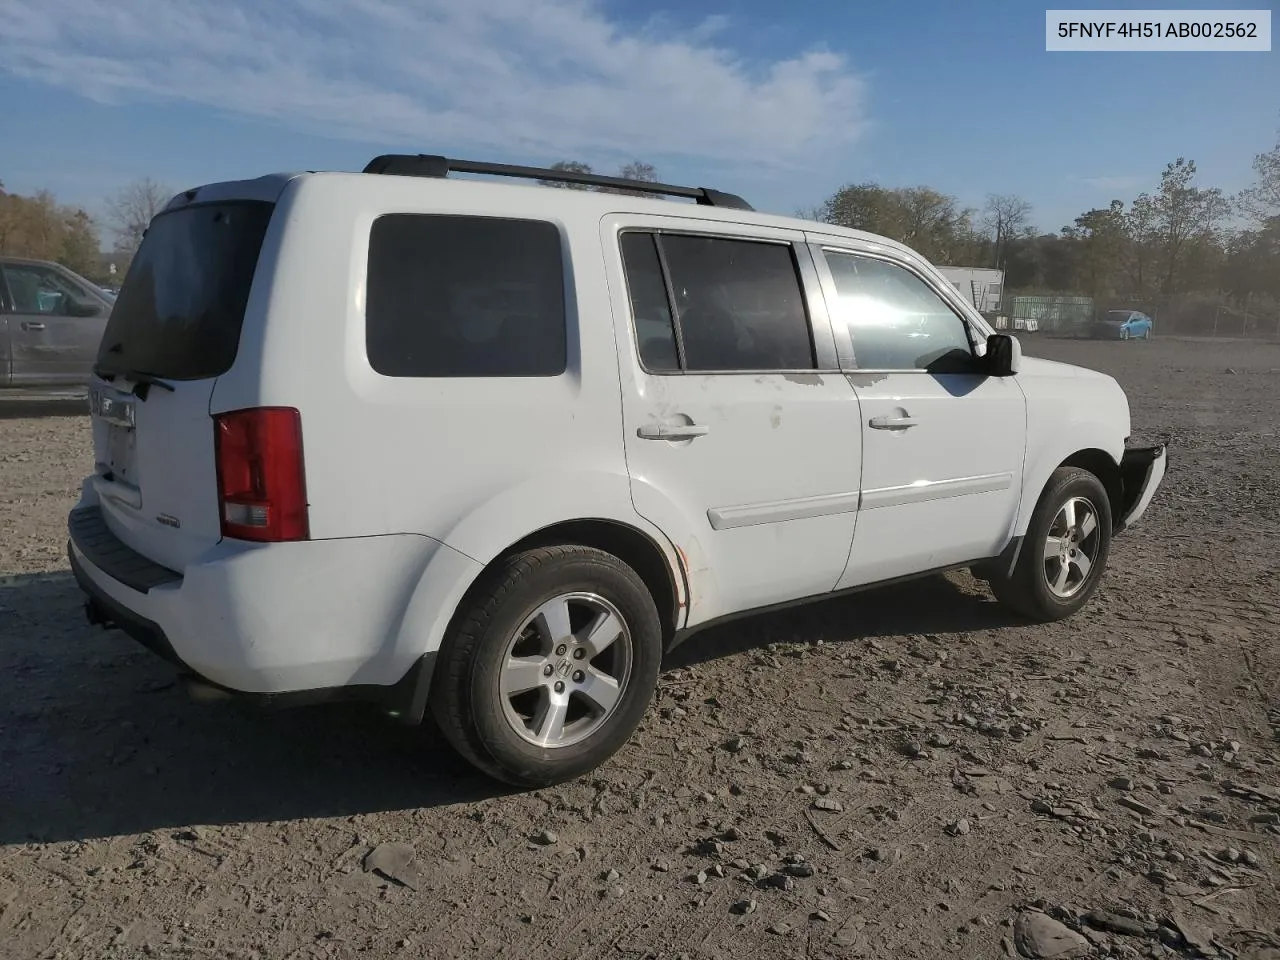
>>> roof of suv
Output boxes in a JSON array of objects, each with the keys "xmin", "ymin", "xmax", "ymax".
[{"xmin": 164, "ymin": 154, "xmax": 920, "ymax": 262}]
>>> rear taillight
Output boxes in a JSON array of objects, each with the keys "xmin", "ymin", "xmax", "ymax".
[{"xmin": 214, "ymin": 407, "xmax": 309, "ymax": 542}]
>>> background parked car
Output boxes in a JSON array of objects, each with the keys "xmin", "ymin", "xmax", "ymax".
[
  {"xmin": 0, "ymin": 256, "xmax": 114, "ymax": 390},
  {"xmin": 1091, "ymin": 309, "xmax": 1153, "ymax": 340}
]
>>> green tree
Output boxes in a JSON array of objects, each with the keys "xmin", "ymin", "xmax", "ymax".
[
  {"xmin": 603, "ymin": 161, "xmax": 660, "ymax": 196},
  {"xmin": 539, "ymin": 160, "xmax": 595, "ymax": 189},
  {"xmin": 1223, "ymin": 217, "xmax": 1280, "ymax": 301},
  {"xmin": 59, "ymin": 209, "xmax": 101, "ymax": 277},
  {"xmin": 1126, "ymin": 159, "xmax": 1229, "ymax": 297},
  {"xmin": 0, "ymin": 182, "xmax": 102, "ymax": 274},
  {"xmin": 816, "ymin": 183, "xmax": 982, "ymax": 264},
  {"xmin": 1061, "ymin": 201, "xmax": 1127, "ymax": 301},
  {"xmin": 1239, "ymin": 130, "xmax": 1280, "ymax": 221}
]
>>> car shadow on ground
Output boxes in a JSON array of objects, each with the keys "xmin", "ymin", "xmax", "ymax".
[
  {"xmin": 666, "ymin": 571, "xmax": 1017, "ymax": 670},
  {"xmin": 0, "ymin": 569, "xmax": 1015, "ymax": 845},
  {"xmin": 0, "ymin": 572, "xmax": 509, "ymax": 846}
]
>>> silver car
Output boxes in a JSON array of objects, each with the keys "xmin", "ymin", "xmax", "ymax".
[{"xmin": 0, "ymin": 256, "xmax": 114, "ymax": 390}]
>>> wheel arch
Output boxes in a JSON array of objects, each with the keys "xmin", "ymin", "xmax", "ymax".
[
  {"xmin": 1059, "ymin": 447, "xmax": 1123, "ymax": 527},
  {"xmin": 1015, "ymin": 414, "xmax": 1126, "ymax": 538},
  {"xmin": 492, "ymin": 518, "xmax": 684, "ymax": 644},
  {"xmin": 391, "ymin": 515, "xmax": 687, "ymax": 725}
]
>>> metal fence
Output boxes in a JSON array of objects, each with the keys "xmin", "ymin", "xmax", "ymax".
[{"xmin": 988, "ymin": 295, "xmax": 1095, "ymax": 336}]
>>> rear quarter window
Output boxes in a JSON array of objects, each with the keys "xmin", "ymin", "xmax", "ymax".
[{"xmin": 365, "ymin": 214, "xmax": 567, "ymax": 378}]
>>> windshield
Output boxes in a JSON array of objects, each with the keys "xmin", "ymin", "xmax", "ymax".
[
  {"xmin": 1105, "ymin": 311, "xmax": 1132, "ymax": 322},
  {"xmin": 95, "ymin": 201, "xmax": 273, "ymax": 380}
]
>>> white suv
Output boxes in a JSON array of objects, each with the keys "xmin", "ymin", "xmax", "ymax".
[{"xmin": 69, "ymin": 155, "xmax": 1167, "ymax": 786}]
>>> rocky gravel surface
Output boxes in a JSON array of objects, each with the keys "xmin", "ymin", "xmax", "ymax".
[{"xmin": 1, "ymin": 337, "xmax": 1278, "ymax": 959}]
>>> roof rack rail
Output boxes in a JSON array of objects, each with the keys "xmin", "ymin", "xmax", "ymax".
[{"xmin": 361, "ymin": 154, "xmax": 754, "ymax": 211}]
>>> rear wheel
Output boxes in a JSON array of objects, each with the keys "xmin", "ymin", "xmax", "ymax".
[
  {"xmin": 988, "ymin": 467, "xmax": 1112, "ymax": 622},
  {"xmin": 430, "ymin": 545, "xmax": 662, "ymax": 787}
]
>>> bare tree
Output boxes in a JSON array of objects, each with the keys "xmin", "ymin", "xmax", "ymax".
[
  {"xmin": 106, "ymin": 178, "xmax": 171, "ymax": 255},
  {"xmin": 981, "ymin": 194, "xmax": 1033, "ymax": 269}
]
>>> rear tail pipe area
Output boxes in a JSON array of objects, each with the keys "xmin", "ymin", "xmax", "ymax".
[
  {"xmin": 82, "ymin": 599, "xmax": 229, "ymax": 702},
  {"xmin": 84, "ymin": 598, "xmax": 115, "ymax": 629}
]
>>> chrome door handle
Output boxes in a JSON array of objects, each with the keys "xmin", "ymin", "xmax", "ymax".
[
  {"xmin": 869, "ymin": 415, "xmax": 917, "ymax": 430},
  {"xmin": 21, "ymin": 321, "xmax": 46, "ymax": 331},
  {"xmin": 637, "ymin": 423, "xmax": 710, "ymax": 441}
]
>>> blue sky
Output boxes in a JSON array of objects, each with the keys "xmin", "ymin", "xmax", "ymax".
[{"xmin": 0, "ymin": 0, "xmax": 1275, "ymax": 237}]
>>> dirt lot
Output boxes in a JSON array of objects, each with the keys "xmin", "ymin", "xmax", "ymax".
[{"xmin": 2, "ymin": 337, "xmax": 1279, "ymax": 960}]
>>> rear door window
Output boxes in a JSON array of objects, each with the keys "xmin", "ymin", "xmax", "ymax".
[
  {"xmin": 619, "ymin": 232, "xmax": 815, "ymax": 373},
  {"xmin": 96, "ymin": 201, "xmax": 273, "ymax": 381},
  {"xmin": 366, "ymin": 214, "xmax": 567, "ymax": 378}
]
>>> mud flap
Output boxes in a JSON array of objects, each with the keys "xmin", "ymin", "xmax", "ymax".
[{"xmin": 973, "ymin": 535, "xmax": 1024, "ymax": 583}]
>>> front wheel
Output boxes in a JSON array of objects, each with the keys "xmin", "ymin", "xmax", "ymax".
[
  {"xmin": 430, "ymin": 545, "xmax": 662, "ymax": 787},
  {"xmin": 988, "ymin": 467, "xmax": 1113, "ymax": 622}
]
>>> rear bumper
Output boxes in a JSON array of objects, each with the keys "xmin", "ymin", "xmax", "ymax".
[
  {"xmin": 1115, "ymin": 443, "xmax": 1167, "ymax": 534},
  {"xmin": 66, "ymin": 505, "xmax": 462, "ymax": 715}
]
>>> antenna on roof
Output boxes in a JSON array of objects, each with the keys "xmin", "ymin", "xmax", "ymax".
[{"xmin": 362, "ymin": 154, "xmax": 753, "ymax": 211}]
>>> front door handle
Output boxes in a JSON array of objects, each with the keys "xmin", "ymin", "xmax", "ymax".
[
  {"xmin": 21, "ymin": 321, "xmax": 47, "ymax": 331},
  {"xmin": 869, "ymin": 414, "xmax": 917, "ymax": 430},
  {"xmin": 637, "ymin": 422, "xmax": 710, "ymax": 441}
]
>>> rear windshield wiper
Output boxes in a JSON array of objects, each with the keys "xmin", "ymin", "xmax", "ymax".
[{"xmin": 93, "ymin": 364, "xmax": 175, "ymax": 400}]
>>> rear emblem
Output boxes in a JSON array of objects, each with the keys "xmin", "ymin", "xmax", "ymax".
[{"xmin": 156, "ymin": 513, "xmax": 181, "ymax": 529}]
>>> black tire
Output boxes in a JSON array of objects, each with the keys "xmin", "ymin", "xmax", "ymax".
[
  {"xmin": 988, "ymin": 467, "xmax": 1113, "ymax": 622},
  {"xmin": 430, "ymin": 545, "xmax": 662, "ymax": 787}
]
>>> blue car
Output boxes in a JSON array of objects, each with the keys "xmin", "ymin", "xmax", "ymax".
[{"xmin": 1093, "ymin": 310, "xmax": 1153, "ymax": 340}]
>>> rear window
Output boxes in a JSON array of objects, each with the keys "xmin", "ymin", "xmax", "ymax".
[
  {"xmin": 365, "ymin": 214, "xmax": 567, "ymax": 378},
  {"xmin": 95, "ymin": 201, "xmax": 273, "ymax": 381}
]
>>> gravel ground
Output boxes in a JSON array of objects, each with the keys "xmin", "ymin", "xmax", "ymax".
[{"xmin": 1, "ymin": 337, "xmax": 1278, "ymax": 960}]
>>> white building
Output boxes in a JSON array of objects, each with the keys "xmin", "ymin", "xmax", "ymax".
[{"xmin": 935, "ymin": 266, "xmax": 1004, "ymax": 313}]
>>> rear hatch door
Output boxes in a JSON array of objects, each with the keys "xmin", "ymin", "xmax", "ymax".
[{"xmin": 88, "ymin": 191, "xmax": 280, "ymax": 572}]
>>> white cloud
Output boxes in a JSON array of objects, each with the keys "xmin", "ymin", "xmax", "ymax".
[{"xmin": 0, "ymin": 0, "xmax": 868, "ymax": 168}]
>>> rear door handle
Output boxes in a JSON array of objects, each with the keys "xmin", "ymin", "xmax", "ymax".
[
  {"xmin": 637, "ymin": 423, "xmax": 710, "ymax": 441},
  {"xmin": 21, "ymin": 321, "xmax": 46, "ymax": 331},
  {"xmin": 869, "ymin": 414, "xmax": 917, "ymax": 430}
]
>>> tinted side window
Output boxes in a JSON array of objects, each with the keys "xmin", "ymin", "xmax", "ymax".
[
  {"xmin": 660, "ymin": 235, "xmax": 814, "ymax": 372},
  {"xmin": 619, "ymin": 232, "xmax": 679, "ymax": 372},
  {"xmin": 367, "ymin": 215, "xmax": 567, "ymax": 378},
  {"xmin": 5, "ymin": 263, "xmax": 89, "ymax": 315},
  {"xmin": 824, "ymin": 253, "xmax": 974, "ymax": 372}
]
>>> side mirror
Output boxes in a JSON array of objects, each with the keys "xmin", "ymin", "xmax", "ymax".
[
  {"xmin": 67, "ymin": 299, "xmax": 103, "ymax": 318},
  {"xmin": 985, "ymin": 333, "xmax": 1021, "ymax": 377}
]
